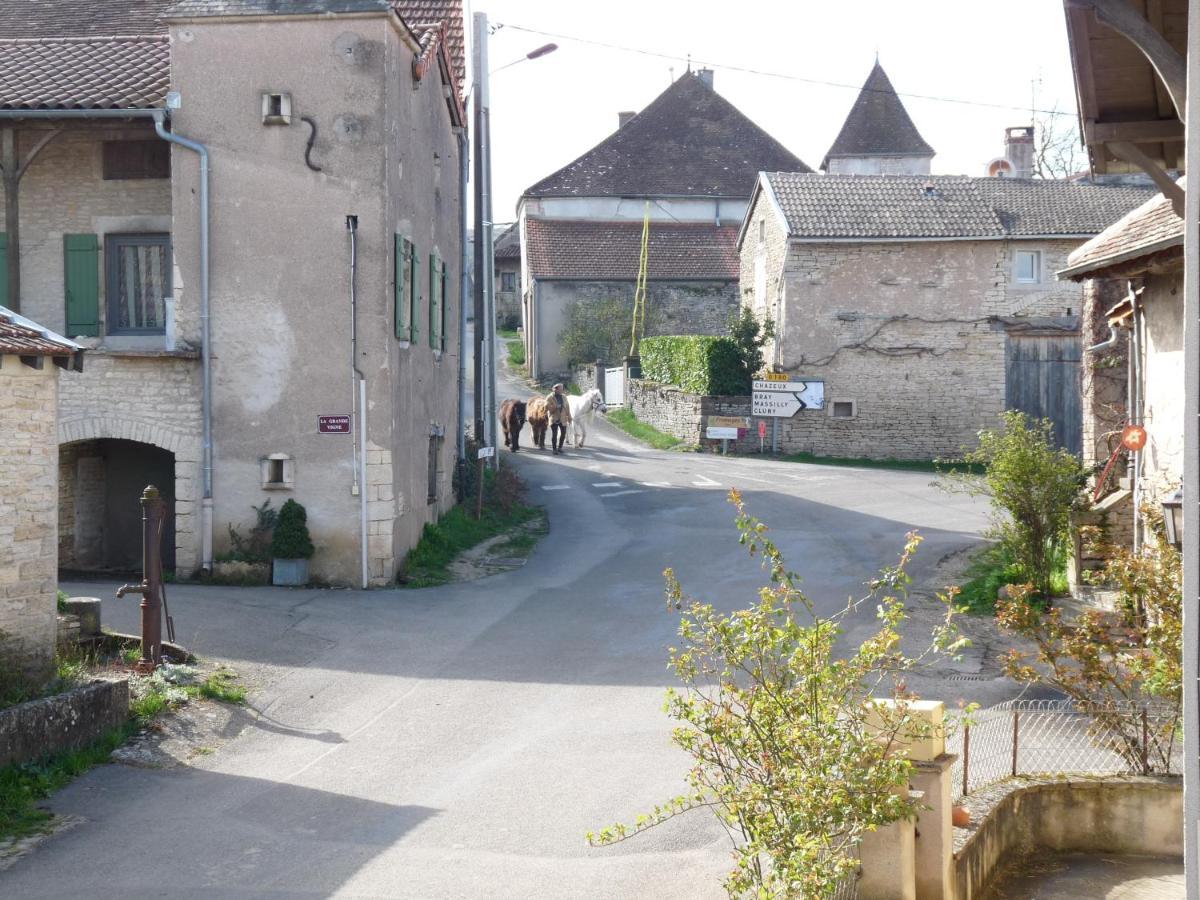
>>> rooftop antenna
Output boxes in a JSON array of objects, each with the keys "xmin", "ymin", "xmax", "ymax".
[
  {"xmin": 874, "ymin": 46, "xmax": 880, "ymax": 64},
  {"xmin": 686, "ymin": 53, "xmax": 692, "ymax": 73},
  {"xmin": 668, "ymin": 65, "xmax": 674, "ymax": 83}
]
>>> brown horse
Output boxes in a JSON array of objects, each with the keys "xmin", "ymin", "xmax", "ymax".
[
  {"xmin": 499, "ymin": 399, "xmax": 527, "ymax": 451},
  {"xmin": 526, "ymin": 396, "xmax": 549, "ymax": 450}
]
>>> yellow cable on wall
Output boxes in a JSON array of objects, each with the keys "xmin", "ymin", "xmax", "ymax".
[{"xmin": 628, "ymin": 202, "xmax": 650, "ymax": 359}]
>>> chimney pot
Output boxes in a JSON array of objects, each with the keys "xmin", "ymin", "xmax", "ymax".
[
  {"xmin": 618, "ymin": 110, "xmax": 636, "ymax": 129},
  {"xmin": 1004, "ymin": 125, "xmax": 1035, "ymax": 178}
]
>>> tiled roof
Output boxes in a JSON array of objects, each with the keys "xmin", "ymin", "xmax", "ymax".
[
  {"xmin": 525, "ymin": 219, "xmax": 739, "ymax": 281},
  {"xmin": 821, "ymin": 62, "xmax": 934, "ymax": 169},
  {"xmin": 525, "ymin": 72, "xmax": 810, "ymax": 199},
  {"xmin": 0, "ymin": 307, "xmax": 82, "ymax": 357},
  {"xmin": 392, "ymin": 1, "xmax": 465, "ymax": 89},
  {"xmin": 494, "ymin": 222, "xmax": 521, "ymax": 260},
  {"xmin": 0, "ymin": 37, "xmax": 171, "ymax": 110},
  {"xmin": 165, "ymin": 0, "xmax": 391, "ymax": 17},
  {"xmin": 0, "ymin": 0, "xmax": 172, "ymax": 37},
  {"xmin": 761, "ymin": 173, "xmax": 1157, "ymax": 241},
  {"xmin": 1060, "ymin": 178, "xmax": 1185, "ymax": 279}
]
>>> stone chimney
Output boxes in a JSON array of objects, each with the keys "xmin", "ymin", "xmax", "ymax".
[
  {"xmin": 696, "ymin": 68, "xmax": 714, "ymax": 89},
  {"xmin": 1005, "ymin": 126, "xmax": 1034, "ymax": 178},
  {"xmin": 618, "ymin": 110, "xmax": 636, "ymax": 129}
]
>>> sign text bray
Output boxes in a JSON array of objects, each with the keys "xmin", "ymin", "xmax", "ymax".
[{"xmin": 751, "ymin": 380, "xmax": 824, "ymax": 417}]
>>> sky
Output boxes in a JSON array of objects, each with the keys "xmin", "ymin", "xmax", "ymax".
[{"xmin": 469, "ymin": 0, "xmax": 1082, "ymax": 220}]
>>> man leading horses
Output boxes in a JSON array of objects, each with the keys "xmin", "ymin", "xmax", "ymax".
[{"xmin": 546, "ymin": 383, "xmax": 572, "ymax": 455}]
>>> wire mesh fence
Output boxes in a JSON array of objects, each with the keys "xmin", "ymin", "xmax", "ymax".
[
  {"xmin": 948, "ymin": 697, "xmax": 1181, "ymax": 801},
  {"xmin": 829, "ymin": 846, "xmax": 860, "ymax": 900}
]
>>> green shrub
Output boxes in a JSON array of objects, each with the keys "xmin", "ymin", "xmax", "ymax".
[
  {"xmin": 726, "ymin": 306, "xmax": 775, "ymax": 384},
  {"xmin": 559, "ymin": 296, "xmax": 656, "ymax": 366},
  {"xmin": 639, "ymin": 335, "xmax": 746, "ymax": 395},
  {"xmin": 270, "ymin": 499, "xmax": 315, "ymax": 560}
]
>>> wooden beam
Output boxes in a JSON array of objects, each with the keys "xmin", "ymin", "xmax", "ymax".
[
  {"xmin": 1145, "ymin": 0, "xmax": 1176, "ymax": 119},
  {"xmin": 1108, "ymin": 140, "xmax": 1185, "ymax": 215},
  {"xmin": 1085, "ymin": 118, "xmax": 1185, "ymax": 142},
  {"xmin": 1068, "ymin": 0, "xmax": 1188, "ymax": 120}
]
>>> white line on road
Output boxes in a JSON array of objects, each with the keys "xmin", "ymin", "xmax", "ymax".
[
  {"xmin": 692, "ymin": 474, "xmax": 720, "ymax": 486},
  {"xmin": 541, "ymin": 485, "xmax": 571, "ymax": 491},
  {"xmin": 586, "ymin": 463, "xmax": 602, "ymax": 471},
  {"xmin": 600, "ymin": 489, "xmax": 645, "ymax": 498},
  {"xmin": 639, "ymin": 481, "xmax": 671, "ymax": 487},
  {"xmin": 592, "ymin": 482, "xmax": 623, "ymax": 488}
]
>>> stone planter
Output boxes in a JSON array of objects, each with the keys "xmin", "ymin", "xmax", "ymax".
[
  {"xmin": 272, "ymin": 558, "xmax": 309, "ymax": 586},
  {"xmin": 0, "ymin": 679, "xmax": 129, "ymax": 768}
]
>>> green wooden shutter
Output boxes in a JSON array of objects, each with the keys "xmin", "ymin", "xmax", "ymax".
[
  {"xmin": 409, "ymin": 242, "xmax": 420, "ymax": 341},
  {"xmin": 428, "ymin": 253, "xmax": 441, "ymax": 349},
  {"xmin": 439, "ymin": 259, "xmax": 448, "ymax": 352},
  {"xmin": 0, "ymin": 234, "xmax": 7, "ymax": 308},
  {"xmin": 64, "ymin": 234, "xmax": 100, "ymax": 337},
  {"xmin": 395, "ymin": 235, "xmax": 412, "ymax": 340}
]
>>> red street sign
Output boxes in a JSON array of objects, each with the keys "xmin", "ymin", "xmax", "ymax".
[
  {"xmin": 318, "ymin": 415, "xmax": 351, "ymax": 434},
  {"xmin": 758, "ymin": 420, "xmax": 767, "ymax": 438}
]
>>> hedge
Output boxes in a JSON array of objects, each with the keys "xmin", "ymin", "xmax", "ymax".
[{"xmin": 639, "ymin": 335, "xmax": 748, "ymax": 396}]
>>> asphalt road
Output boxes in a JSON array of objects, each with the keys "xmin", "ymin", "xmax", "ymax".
[{"xmin": 5, "ymin": 345, "xmax": 994, "ymax": 899}]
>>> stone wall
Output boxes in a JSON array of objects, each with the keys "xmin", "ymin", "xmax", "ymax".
[
  {"xmin": 627, "ymin": 381, "xmax": 765, "ymax": 453},
  {"xmin": 0, "ymin": 357, "xmax": 60, "ymax": 682},
  {"xmin": 0, "ymin": 678, "xmax": 129, "ymax": 767},
  {"xmin": 953, "ymin": 776, "xmax": 1182, "ymax": 900},
  {"xmin": 1080, "ymin": 278, "xmax": 1130, "ymax": 471}
]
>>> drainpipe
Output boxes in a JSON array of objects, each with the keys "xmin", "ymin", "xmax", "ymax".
[
  {"xmin": 347, "ymin": 216, "xmax": 369, "ymax": 589},
  {"xmin": 152, "ymin": 112, "xmax": 214, "ymax": 573},
  {"xmin": 1130, "ymin": 283, "xmax": 1143, "ymax": 554},
  {"xmin": 457, "ymin": 130, "xmax": 469, "ymax": 474}
]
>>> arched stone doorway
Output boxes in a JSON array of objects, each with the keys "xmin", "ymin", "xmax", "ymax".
[{"xmin": 59, "ymin": 438, "xmax": 176, "ymax": 573}]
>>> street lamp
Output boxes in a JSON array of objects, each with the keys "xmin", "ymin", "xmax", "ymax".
[
  {"xmin": 471, "ymin": 15, "xmax": 557, "ymax": 458},
  {"xmin": 1162, "ymin": 485, "xmax": 1184, "ymax": 549}
]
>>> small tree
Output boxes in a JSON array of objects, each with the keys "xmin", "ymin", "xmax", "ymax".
[
  {"xmin": 271, "ymin": 499, "xmax": 315, "ymax": 560},
  {"xmin": 997, "ymin": 510, "xmax": 1181, "ymax": 772},
  {"xmin": 559, "ymin": 297, "xmax": 658, "ymax": 366},
  {"xmin": 946, "ymin": 411, "xmax": 1086, "ymax": 601},
  {"xmin": 726, "ymin": 306, "xmax": 775, "ymax": 384},
  {"xmin": 590, "ymin": 491, "xmax": 965, "ymax": 897}
]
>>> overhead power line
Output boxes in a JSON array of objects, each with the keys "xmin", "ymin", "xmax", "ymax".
[{"xmin": 491, "ymin": 21, "xmax": 1075, "ymax": 118}]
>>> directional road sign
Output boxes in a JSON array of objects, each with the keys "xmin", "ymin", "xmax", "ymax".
[{"xmin": 751, "ymin": 379, "xmax": 824, "ymax": 417}]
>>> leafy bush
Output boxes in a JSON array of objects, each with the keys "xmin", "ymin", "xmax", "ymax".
[
  {"xmin": 559, "ymin": 296, "xmax": 656, "ymax": 366},
  {"xmin": 944, "ymin": 411, "xmax": 1086, "ymax": 601},
  {"xmin": 591, "ymin": 491, "xmax": 965, "ymax": 896},
  {"xmin": 270, "ymin": 499, "xmax": 314, "ymax": 560},
  {"xmin": 726, "ymin": 306, "xmax": 775, "ymax": 384},
  {"xmin": 222, "ymin": 500, "xmax": 277, "ymax": 563},
  {"xmin": 639, "ymin": 335, "xmax": 746, "ymax": 395}
]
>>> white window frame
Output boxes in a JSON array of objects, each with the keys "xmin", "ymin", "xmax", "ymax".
[
  {"xmin": 1014, "ymin": 249, "xmax": 1042, "ymax": 285},
  {"xmin": 260, "ymin": 454, "xmax": 295, "ymax": 490}
]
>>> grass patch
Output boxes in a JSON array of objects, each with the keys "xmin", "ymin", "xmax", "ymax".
[
  {"xmin": 780, "ymin": 452, "xmax": 982, "ymax": 473},
  {"xmin": 498, "ymin": 327, "xmax": 520, "ymax": 339},
  {"xmin": 56, "ymin": 590, "xmax": 69, "ymax": 614},
  {"xmin": 955, "ymin": 544, "xmax": 1069, "ymax": 614},
  {"xmin": 197, "ymin": 668, "xmax": 247, "ymax": 705},
  {"xmin": 506, "ymin": 339, "xmax": 525, "ymax": 368},
  {"xmin": 606, "ymin": 407, "xmax": 681, "ymax": 450},
  {"xmin": 399, "ymin": 502, "xmax": 542, "ymax": 588}
]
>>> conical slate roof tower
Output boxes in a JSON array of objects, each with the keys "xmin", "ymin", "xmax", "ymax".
[{"xmin": 821, "ymin": 62, "xmax": 934, "ymax": 175}]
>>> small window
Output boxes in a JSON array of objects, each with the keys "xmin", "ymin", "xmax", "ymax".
[
  {"xmin": 105, "ymin": 233, "xmax": 171, "ymax": 334},
  {"xmin": 830, "ymin": 400, "xmax": 856, "ymax": 419},
  {"xmin": 427, "ymin": 432, "xmax": 442, "ymax": 503},
  {"xmin": 1014, "ymin": 249, "xmax": 1042, "ymax": 284},
  {"xmin": 758, "ymin": 219, "xmax": 766, "ymax": 244},
  {"xmin": 500, "ymin": 270, "xmax": 516, "ymax": 293},
  {"xmin": 260, "ymin": 454, "xmax": 294, "ymax": 490},
  {"xmin": 102, "ymin": 141, "xmax": 170, "ymax": 180},
  {"xmin": 261, "ymin": 92, "xmax": 293, "ymax": 125}
]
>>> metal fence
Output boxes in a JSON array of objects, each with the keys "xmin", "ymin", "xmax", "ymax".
[{"xmin": 948, "ymin": 698, "xmax": 1181, "ymax": 801}]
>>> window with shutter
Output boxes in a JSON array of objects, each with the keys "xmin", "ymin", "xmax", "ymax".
[
  {"xmin": 409, "ymin": 241, "xmax": 420, "ymax": 342},
  {"xmin": 395, "ymin": 234, "xmax": 412, "ymax": 340},
  {"xmin": 428, "ymin": 253, "xmax": 442, "ymax": 349},
  {"xmin": 439, "ymin": 258, "xmax": 448, "ymax": 353},
  {"xmin": 104, "ymin": 233, "xmax": 169, "ymax": 334},
  {"xmin": 64, "ymin": 234, "xmax": 101, "ymax": 337}
]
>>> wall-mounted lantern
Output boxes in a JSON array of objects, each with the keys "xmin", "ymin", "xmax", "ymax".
[{"xmin": 1162, "ymin": 486, "xmax": 1183, "ymax": 550}]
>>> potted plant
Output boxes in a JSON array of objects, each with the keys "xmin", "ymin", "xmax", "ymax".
[{"xmin": 271, "ymin": 498, "xmax": 315, "ymax": 586}]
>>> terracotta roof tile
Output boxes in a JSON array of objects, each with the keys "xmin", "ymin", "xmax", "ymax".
[
  {"xmin": 0, "ymin": 0, "xmax": 172, "ymax": 37},
  {"xmin": 0, "ymin": 307, "xmax": 81, "ymax": 357},
  {"xmin": 0, "ymin": 36, "xmax": 170, "ymax": 110},
  {"xmin": 525, "ymin": 72, "xmax": 809, "ymax": 199},
  {"xmin": 821, "ymin": 62, "xmax": 934, "ymax": 169},
  {"xmin": 494, "ymin": 222, "xmax": 521, "ymax": 260},
  {"xmin": 525, "ymin": 219, "xmax": 739, "ymax": 281},
  {"xmin": 1061, "ymin": 178, "xmax": 1185, "ymax": 279},
  {"xmin": 763, "ymin": 173, "xmax": 1156, "ymax": 240},
  {"xmin": 392, "ymin": 1, "xmax": 465, "ymax": 89},
  {"xmin": 165, "ymin": 0, "xmax": 392, "ymax": 17}
]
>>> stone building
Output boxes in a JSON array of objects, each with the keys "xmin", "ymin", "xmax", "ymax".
[
  {"xmin": 0, "ymin": 308, "xmax": 80, "ymax": 682},
  {"xmin": 493, "ymin": 222, "xmax": 521, "ymax": 329},
  {"xmin": 821, "ymin": 61, "xmax": 935, "ymax": 176},
  {"xmin": 738, "ymin": 171, "xmax": 1155, "ymax": 460},
  {"xmin": 518, "ymin": 69, "xmax": 808, "ymax": 378},
  {"xmin": 0, "ymin": 0, "xmax": 466, "ymax": 586}
]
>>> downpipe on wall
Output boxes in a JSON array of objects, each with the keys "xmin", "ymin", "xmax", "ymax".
[
  {"xmin": 347, "ymin": 216, "xmax": 369, "ymax": 589},
  {"xmin": 152, "ymin": 112, "xmax": 214, "ymax": 572}
]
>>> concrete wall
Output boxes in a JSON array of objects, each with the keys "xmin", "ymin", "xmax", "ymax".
[
  {"xmin": 169, "ymin": 13, "xmax": 462, "ymax": 584},
  {"xmin": 1140, "ymin": 270, "xmax": 1184, "ymax": 504},
  {"xmin": 0, "ymin": 356, "xmax": 60, "ymax": 683},
  {"xmin": 531, "ymin": 279, "xmax": 738, "ymax": 378},
  {"xmin": 954, "ymin": 777, "xmax": 1182, "ymax": 900},
  {"xmin": 737, "ymin": 193, "xmax": 1088, "ymax": 459},
  {"xmin": 826, "ymin": 155, "xmax": 932, "ymax": 175}
]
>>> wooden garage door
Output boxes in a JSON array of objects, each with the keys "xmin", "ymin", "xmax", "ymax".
[{"xmin": 1005, "ymin": 332, "xmax": 1082, "ymax": 455}]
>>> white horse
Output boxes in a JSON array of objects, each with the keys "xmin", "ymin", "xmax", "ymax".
[{"xmin": 568, "ymin": 388, "xmax": 608, "ymax": 448}]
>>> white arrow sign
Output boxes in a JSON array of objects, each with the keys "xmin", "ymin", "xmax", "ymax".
[{"xmin": 752, "ymin": 380, "xmax": 824, "ymax": 417}]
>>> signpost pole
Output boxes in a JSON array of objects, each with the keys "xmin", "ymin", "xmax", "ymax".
[
  {"xmin": 476, "ymin": 458, "xmax": 485, "ymax": 519},
  {"xmin": 772, "ymin": 417, "xmax": 778, "ymax": 454},
  {"xmin": 721, "ymin": 438, "xmax": 728, "ymax": 456}
]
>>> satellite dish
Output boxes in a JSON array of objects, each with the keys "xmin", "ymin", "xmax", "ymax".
[{"xmin": 987, "ymin": 157, "xmax": 1015, "ymax": 178}]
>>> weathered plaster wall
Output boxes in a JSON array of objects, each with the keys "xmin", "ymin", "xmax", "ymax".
[
  {"xmin": 170, "ymin": 14, "xmax": 462, "ymax": 584},
  {"xmin": 0, "ymin": 357, "xmax": 60, "ymax": 682},
  {"xmin": 1140, "ymin": 270, "xmax": 1184, "ymax": 503},
  {"xmin": 533, "ymin": 279, "xmax": 738, "ymax": 377}
]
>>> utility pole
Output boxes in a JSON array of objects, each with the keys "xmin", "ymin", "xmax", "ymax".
[{"xmin": 471, "ymin": 12, "xmax": 499, "ymax": 460}]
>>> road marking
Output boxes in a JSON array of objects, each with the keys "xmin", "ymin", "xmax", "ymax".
[
  {"xmin": 718, "ymin": 471, "xmax": 774, "ymax": 484},
  {"xmin": 593, "ymin": 452, "xmax": 625, "ymax": 461},
  {"xmin": 603, "ymin": 472, "xmax": 620, "ymax": 477},
  {"xmin": 592, "ymin": 482, "xmax": 622, "ymax": 488},
  {"xmin": 600, "ymin": 489, "xmax": 645, "ymax": 498},
  {"xmin": 640, "ymin": 481, "xmax": 671, "ymax": 487},
  {"xmin": 692, "ymin": 474, "xmax": 720, "ymax": 486},
  {"xmin": 541, "ymin": 485, "xmax": 571, "ymax": 491},
  {"xmin": 586, "ymin": 464, "xmax": 602, "ymax": 471}
]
